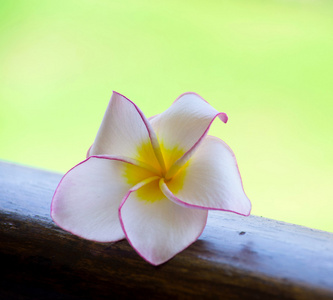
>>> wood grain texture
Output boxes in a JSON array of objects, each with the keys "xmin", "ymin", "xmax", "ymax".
[{"xmin": 0, "ymin": 161, "xmax": 333, "ymax": 299}]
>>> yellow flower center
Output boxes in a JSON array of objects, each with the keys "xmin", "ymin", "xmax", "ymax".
[{"xmin": 122, "ymin": 140, "xmax": 189, "ymax": 202}]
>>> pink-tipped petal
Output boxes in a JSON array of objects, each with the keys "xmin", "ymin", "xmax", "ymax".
[
  {"xmin": 150, "ymin": 92, "xmax": 228, "ymax": 168},
  {"xmin": 90, "ymin": 91, "xmax": 161, "ymax": 170},
  {"xmin": 161, "ymin": 136, "xmax": 251, "ymax": 216},
  {"xmin": 119, "ymin": 181, "xmax": 208, "ymax": 265},
  {"xmin": 51, "ymin": 156, "xmax": 138, "ymax": 242}
]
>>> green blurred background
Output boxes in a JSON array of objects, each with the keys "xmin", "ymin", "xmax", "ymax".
[{"xmin": 1, "ymin": 0, "xmax": 332, "ymax": 231}]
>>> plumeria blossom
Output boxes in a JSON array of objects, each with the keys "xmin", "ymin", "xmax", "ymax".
[{"xmin": 51, "ymin": 91, "xmax": 251, "ymax": 265}]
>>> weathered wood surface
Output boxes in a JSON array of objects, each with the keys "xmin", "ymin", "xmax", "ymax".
[{"xmin": 0, "ymin": 161, "xmax": 333, "ymax": 300}]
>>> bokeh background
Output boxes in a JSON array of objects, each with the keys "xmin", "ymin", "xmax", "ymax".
[{"xmin": 1, "ymin": 0, "xmax": 332, "ymax": 231}]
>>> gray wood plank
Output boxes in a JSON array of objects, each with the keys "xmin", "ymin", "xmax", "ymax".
[{"xmin": 1, "ymin": 160, "xmax": 333, "ymax": 299}]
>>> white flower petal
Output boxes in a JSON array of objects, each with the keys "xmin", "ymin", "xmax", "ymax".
[
  {"xmin": 150, "ymin": 92, "xmax": 227, "ymax": 168},
  {"xmin": 161, "ymin": 136, "xmax": 251, "ymax": 216},
  {"xmin": 51, "ymin": 155, "xmax": 144, "ymax": 242},
  {"xmin": 119, "ymin": 179, "xmax": 208, "ymax": 265},
  {"xmin": 89, "ymin": 91, "xmax": 162, "ymax": 171}
]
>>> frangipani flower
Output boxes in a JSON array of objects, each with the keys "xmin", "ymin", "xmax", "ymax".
[{"xmin": 51, "ymin": 91, "xmax": 251, "ymax": 265}]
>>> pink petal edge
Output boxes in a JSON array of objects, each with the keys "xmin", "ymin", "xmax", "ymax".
[{"xmin": 172, "ymin": 92, "xmax": 228, "ymax": 123}]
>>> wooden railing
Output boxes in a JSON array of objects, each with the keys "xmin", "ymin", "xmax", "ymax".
[{"xmin": 1, "ymin": 161, "xmax": 333, "ymax": 299}]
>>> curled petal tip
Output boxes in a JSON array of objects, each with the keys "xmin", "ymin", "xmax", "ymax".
[{"xmin": 219, "ymin": 112, "xmax": 228, "ymax": 123}]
